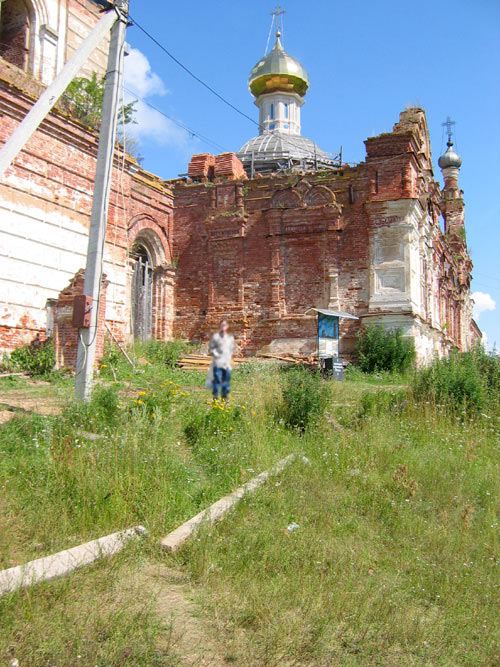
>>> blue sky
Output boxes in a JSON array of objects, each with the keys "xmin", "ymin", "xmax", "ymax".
[{"xmin": 122, "ymin": 0, "xmax": 500, "ymax": 347}]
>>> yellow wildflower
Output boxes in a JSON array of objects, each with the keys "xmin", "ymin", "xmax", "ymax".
[
  {"xmin": 138, "ymin": 391, "xmax": 147, "ymax": 396},
  {"xmin": 241, "ymin": 405, "xmax": 246, "ymax": 410},
  {"xmin": 137, "ymin": 399, "xmax": 143, "ymax": 405}
]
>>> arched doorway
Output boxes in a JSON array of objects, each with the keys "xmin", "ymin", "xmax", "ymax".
[
  {"xmin": 0, "ymin": 0, "xmax": 32, "ymax": 72},
  {"xmin": 131, "ymin": 243, "xmax": 153, "ymax": 341}
]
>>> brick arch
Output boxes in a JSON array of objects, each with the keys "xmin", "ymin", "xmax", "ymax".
[
  {"xmin": 305, "ymin": 185, "xmax": 334, "ymax": 207},
  {"xmin": 0, "ymin": 0, "xmax": 36, "ymax": 71},
  {"xmin": 127, "ymin": 215, "xmax": 172, "ymax": 267},
  {"xmin": 271, "ymin": 189, "xmax": 302, "ymax": 209}
]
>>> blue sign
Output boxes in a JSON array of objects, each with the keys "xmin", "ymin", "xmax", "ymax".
[{"xmin": 318, "ymin": 313, "xmax": 339, "ymax": 358}]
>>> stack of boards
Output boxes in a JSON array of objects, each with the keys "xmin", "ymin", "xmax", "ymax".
[
  {"xmin": 177, "ymin": 353, "xmax": 312, "ymax": 371},
  {"xmin": 177, "ymin": 354, "xmax": 247, "ymax": 371}
]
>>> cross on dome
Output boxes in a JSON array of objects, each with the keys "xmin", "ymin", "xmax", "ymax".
[{"xmin": 271, "ymin": 5, "xmax": 286, "ymax": 37}]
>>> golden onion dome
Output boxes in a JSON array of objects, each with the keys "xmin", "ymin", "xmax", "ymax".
[{"xmin": 248, "ymin": 35, "xmax": 309, "ymax": 98}]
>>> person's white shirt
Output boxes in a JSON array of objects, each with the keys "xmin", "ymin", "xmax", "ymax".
[{"xmin": 208, "ymin": 332, "xmax": 234, "ymax": 370}]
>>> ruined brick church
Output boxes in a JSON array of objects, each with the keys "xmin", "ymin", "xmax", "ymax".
[{"xmin": 0, "ymin": 0, "xmax": 479, "ymax": 366}]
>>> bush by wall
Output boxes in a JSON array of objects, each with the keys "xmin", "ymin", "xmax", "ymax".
[
  {"xmin": 9, "ymin": 339, "xmax": 55, "ymax": 377},
  {"xmin": 356, "ymin": 325, "xmax": 415, "ymax": 374}
]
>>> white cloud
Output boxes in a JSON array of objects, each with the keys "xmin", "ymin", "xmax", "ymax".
[
  {"xmin": 472, "ymin": 291, "xmax": 496, "ymax": 320},
  {"xmin": 124, "ymin": 48, "xmax": 166, "ymax": 98},
  {"xmin": 122, "ymin": 48, "xmax": 195, "ymax": 152},
  {"xmin": 133, "ymin": 99, "xmax": 186, "ymax": 148}
]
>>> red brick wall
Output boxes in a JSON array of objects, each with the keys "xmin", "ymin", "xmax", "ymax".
[
  {"xmin": 171, "ymin": 111, "xmax": 472, "ymax": 358},
  {"xmin": 172, "ymin": 167, "xmax": 373, "ymax": 355}
]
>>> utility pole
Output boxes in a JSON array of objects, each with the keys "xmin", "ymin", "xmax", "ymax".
[{"xmin": 74, "ymin": 0, "xmax": 129, "ymax": 401}]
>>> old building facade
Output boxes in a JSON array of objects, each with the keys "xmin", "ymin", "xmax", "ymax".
[
  {"xmin": 0, "ymin": 5, "xmax": 479, "ymax": 364},
  {"xmin": 0, "ymin": 0, "xmax": 175, "ymax": 365}
]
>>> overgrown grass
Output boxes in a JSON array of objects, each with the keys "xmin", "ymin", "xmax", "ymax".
[
  {"xmin": 183, "ymin": 400, "xmax": 500, "ymax": 665},
  {"xmin": 0, "ymin": 544, "xmax": 174, "ymax": 666},
  {"xmin": 412, "ymin": 345, "xmax": 500, "ymax": 417},
  {"xmin": 1, "ymin": 347, "xmax": 499, "ymax": 664},
  {"xmin": 357, "ymin": 324, "xmax": 415, "ymax": 374}
]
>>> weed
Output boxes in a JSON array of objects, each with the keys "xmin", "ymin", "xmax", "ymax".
[
  {"xmin": 184, "ymin": 398, "xmax": 244, "ymax": 445},
  {"xmin": 358, "ymin": 388, "xmax": 407, "ymax": 418},
  {"xmin": 276, "ymin": 365, "xmax": 326, "ymax": 432},
  {"xmin": 412, "ymin": 346, "xmax": 500, "ymax": 416}
]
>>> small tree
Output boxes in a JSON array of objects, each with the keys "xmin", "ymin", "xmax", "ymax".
[
  {"xmin": 356, "ymin": 324, "xmax": 415, "ymax": 374},
  {"xmin": 62, "ymin": 73, "xmax": 142, "ymax": 161}
]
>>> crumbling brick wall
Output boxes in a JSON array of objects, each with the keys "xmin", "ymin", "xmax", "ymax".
[
  {"xmin": 171, "ymin": 110, "xmax": 475, "ymax": 361},
  {"xmin": 52, "ymin": 269, "xmax": 108, "ymax": 369}
]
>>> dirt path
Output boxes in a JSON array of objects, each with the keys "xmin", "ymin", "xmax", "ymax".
[
  {"xmin": 142, "ymin": 564, "xmax": 227, "ymax": 666},
  {"xmin": 0, "ymin": 389, "xmax": 64, "ymax": 423}
]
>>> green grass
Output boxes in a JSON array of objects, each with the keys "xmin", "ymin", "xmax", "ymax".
[
  {"xmin": 0, "ymin": 367, "xmax": 290, "ymax": 566},
  {"xmin": 0, "ymin": 351, "xmax": 499, "ymax": 664},
  {"xmin": 180, "ymin": 399, "xmax": 500, "ymax": 665}
]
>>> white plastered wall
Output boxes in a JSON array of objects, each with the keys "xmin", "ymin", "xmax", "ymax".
[
  {"xmin": 0, "ymin": 182, "xmax": 129, "ymax": 351},
  {"xmin": 367, "ymin": 198, "xmax": 450, "ymax": 364}
]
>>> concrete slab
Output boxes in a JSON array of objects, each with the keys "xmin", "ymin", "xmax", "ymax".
[
  {"xmin": 0, "ymin": 526, "xmax": 147, "ymax": 595},
  {"xmin": 161, "ymin": 454, "xmax": 295, "ymax": 553}
]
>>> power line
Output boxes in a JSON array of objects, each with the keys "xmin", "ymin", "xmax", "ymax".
[
  {"xmin": 124, "ymin": 87, "xmax": 227, "ymax": 152},
  {"xmin": 129, "ymin": 16, "xmax": 259, "ymax": 129}
]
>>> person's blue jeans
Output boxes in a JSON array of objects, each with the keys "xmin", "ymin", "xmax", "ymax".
[{"xmin": 213, "ymin": 367, "xmax": 231, "ymax": 399}]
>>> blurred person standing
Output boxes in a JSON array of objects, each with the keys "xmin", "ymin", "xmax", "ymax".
[{"xmin": 208, "ymin": 320, "xmax": 234, "ymax": 400}]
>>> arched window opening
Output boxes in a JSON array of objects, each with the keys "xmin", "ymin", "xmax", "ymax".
[
  {"xmin": 0, "ymin": 0, "xmax": 32, "ymax": 72},
  {"xmin": 131, "ymin": 243, "xmax": 153, "ymax": 341},
  {"xmin": 284, "ymin": 102, "xmax": 288, "ymax": 119},
  {"xmin": 270, "ymin": 103, "xmax": 274, "ymax": 120}
]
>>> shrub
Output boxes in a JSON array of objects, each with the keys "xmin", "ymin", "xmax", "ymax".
[
  {"xmin": 143, "ymin": 339, "xmax": 192, "ymax": 368},
  {"xmin": 412, "ymin": 346, "xmax": 500, "ymax": 416},
  {"xmin": 276, "ymin": 366, "xmax": 326, "ymax": 432},
  {"xmin": 9, "ymin": 339, "xmax": 55, "ymax": 376},
  {"xmin": 356, "ymin": 325, "xmax": 415, "ymax": 374}
]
